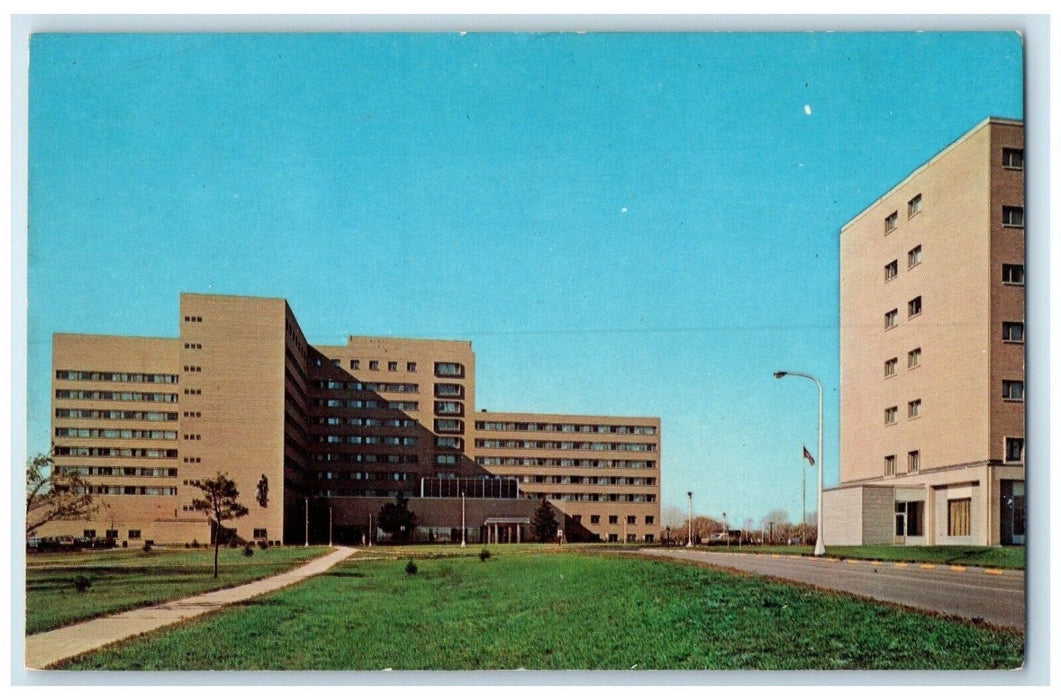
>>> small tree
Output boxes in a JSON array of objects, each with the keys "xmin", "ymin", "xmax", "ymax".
[
  {"xmin": 26, "ymin": 451, "xmax": 97, "ymax": 537},
  {"xmin": 378, "ymin": 494, "xmax": 418, "ymax": 543},
  {"xmin": 530, "ymin": 499, "xmax": 558, "ymax": 543},
  {"xmin": 191, "ymin": 472, "xmax": 249, "ymax": 578}
]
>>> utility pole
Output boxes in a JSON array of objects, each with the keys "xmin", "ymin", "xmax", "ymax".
[{"xmin": 686, "ymin": 491, "xmax": 693, "ymax": 547}]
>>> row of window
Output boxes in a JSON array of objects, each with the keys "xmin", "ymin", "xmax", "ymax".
[
  {"xmin": 477, "ymin": 457, "xmax": 657, "ymax": 469},
  {"xmin": 56, "ymin": 370, "xmax": 179, "ymax": 384},
  {"xmin": 883, "ymin": 245, "xmax": 923, "ymax": 281},
  {"xmin": 183, "ymin": 342, "xmax": 202, "ymax": 350},
  {"xmin": 884, "ymin": 348, "xmax": 922, "ymax": 377},
  {"xmin": 883, "ymin": 193, "xmax": 922, "ymax": 233},
  {"xmin": 183, "ymin": 315, "xmax": 203, "ymax": 323},
  {"xmin": 884, "ymin": 451, "xmax": 920, "ymax": 475},
  {"xmin": 535, "ymin": 493, "xmax": 657, "ymax": 503},
  {"xmin": 520, "ymin": 475, "xmax": 656, "ymax": 486},
  {"xmin": 55, "ymin": 466, "xmax": 178, "ymax": 478},
  {"xmin": 54, "ymin": 409, "xmax": 178, "ymax": 422},
  {"xmin": 475, "ymin": 439, "xmax": 656, "ymax": 452},
  {"xmin": 316, "ymin": 380, "xmax": 419, "ymax": 393},
  {"xmin": 884, "ymin": 400, "xmax": 922, "ymax": 425},
  {"xmin": 332, "ymin": 359, "xmax": 420, "ymax": 373},
  {"xmin": 316, "ymin": 417, "xmax": 417, "ymax": 428},
  {"xmin": 317, "ymin": 435, "xmax": 419, "ymax": 446},
  {"xmin": 56, "ymin": 390, "xmax": 178, "ymax": 403},
  {"xmin": 476, "ymin": 421, "xmax": 657, "ymax": 436},
  {"xmin": 55, "ymin": 428, "xmax": 178, "ymax": 440},
  {"xmin": 316, "ymin": 471, "xmax": 417, "ymax": 481},
  {"xmin": 314, "ymin": 398, "xmax": 420, "ymax": 411},
  {"xmin": 312, "ymin": 453, "xmax": 419, "ymax": 464},
  {"xmin": 579, "ymin": 514, "xmax": 656, "ymax": 526},
  {"xmin": 884, "ymin": 296, "xmax": 922, "ymax": 329},
  {"xmin": 86, "ymin": 529, "xmax": 143, "ymax": 540},
  {"xmin": 75, "ymin": 485, "xmax": 178, "ymax": 496},
  {"xmin": 182, "ymin": 365, "xmax": 202, "ymax": 373},
  {"xmin": 183, "ymin": 388, "xmax": 202, "ymax": 395},
  {"xmin": 55, "ymin": 447, "xmax": 178, "ymax": 459}
]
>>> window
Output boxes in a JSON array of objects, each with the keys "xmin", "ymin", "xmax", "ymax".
[
  {"xmin": 350, "ymin": 360, "xmax": 359, "ymax": 370},
  {"xmin": 590, "ymin": 515, "xmax": 600, "ymax": 524},
  {"xmin": 646, "ymin": 515, "xmax": 655, "ymax": 525},
  {"xmin": 908, "ymin": 296, "xmax": 922, "ymax": 318},
  {"xmin": 1002, "ymin": 206, "xmax": 1024, "ymax": 227},
  {"xmin": 1005, "ymin": 437, "xmax": 1024, "ymax": 463},
  {"xmin": 1002, "ymin": 380, "xmax": 1024, "ymax": 401},
  {"xmin": 331, "ymin": 359, "xmax": 340, "ymax": 367},
  {"xmin": 626, "ymin": 515, "xmax": 637, "ymax": 525},
  {"xmin": 885, "ymin": 211, "xmax": 898, "ymax": 233},
  {"xmin": 908, "ymin": 399, "xmax": 921, "ymax": 419},
  {"xmin": 105, "ymin": 529, "xmax": 119, "ymax": 539},
  {"xmin": 948, "ymin": 498, "xmax": 971, "ymax": 537},
  {"xmin": 1002, "ymin": 264, "xmax": 1025, "ymax": 285},
  {"xmin": 1002, "ymin": 148, "xmax": 1024, "ymax": 170},
  {"xmin": 369, "ymin": 361, "xmax": 379, "ymax": 371},
  {"xmin": 907, "ymin": 347, "xmax": 921, "ymax": 369},
  {"xmin": 435, "ymin": 362, "xmax": 463, "ymax": 377},
  {"xmin": 1002, "ymin": 322, "xmax": 1025, "ymax": 343},
  {"xmin": 253, "ymin": 528, "xmax": 268, "ymax": 539},
  {"xmin": 436, "ymin": 455, "xmax": 457, "ymax": 465},
  {"xmin": 907, "ymin": 194, "xmax": 922, "ymax": 218},
  {"xmin": 128, "ymin": 529, "xmax": 142, "ymax": 539},
  {"xmin": 388, "ymin": 361, "xmax": 398, "ymax": 372},
  {"xmin": 907, "ymin": 450, "xmax": 920, "ymax": 473},
  {"xmin": 84, "ymin": 529, "xmax": 96, "ymax": 538},
  {"xmin": 884, "ymin": 358, "xmax": 898, "ymax": 377},
  {"xmin": 884, "ymin": 260, "xmax": 898, "ymax": 281},
  {"xmin": 885, "ymin": 309, "xmax": 898, "ymax": 329},
  {"xmin": 885, "ymin": 455, "xmax": 896, "ymax": 476},
  {"xmin": 885, "ymin": 406, "xmax": 898, "ymax": 425},
  {"xmin": 908, "ymin": 245, "xmax": 922, "ymax": 268},
  {"xmin": 407, "ymin": 362, "xmax": 417, "ymax": 372},
  {"xmin": 896, "ymin": 501, "xmax": 924, "ymax": 537},
  {"xmin": 608, "ymin": 515, "xmax": 619, "ymax": 525}
]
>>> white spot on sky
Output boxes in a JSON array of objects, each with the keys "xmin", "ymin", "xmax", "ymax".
[
  {"xmin": 621, "ymin": 207, "xmax": 628, "ymax": 213},
  {"xmin": 804, "ymin": 105, "xmax": 812, "ymax": 116}
]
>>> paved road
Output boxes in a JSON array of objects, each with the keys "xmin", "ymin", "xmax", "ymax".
[
  {"xmin": 25, "ymin": 546, "xmax": 357, "ymax": 670},
  {"xmin": 639, "ymin": 549, "xmax": 1024, "ymax": 629}
]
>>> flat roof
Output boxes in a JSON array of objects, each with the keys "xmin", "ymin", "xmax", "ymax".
[{"xmin": 840, "ymin": 116, "xmax": 1023, "ymax": 233}]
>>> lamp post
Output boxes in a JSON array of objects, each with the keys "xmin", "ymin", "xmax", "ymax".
[
  {"xmin": 773, "ymin": 370, "xmax": 825, "ymax": 556},
  {"xmin": 723, "ymin": 511, "xmax": 728, "ymax": 549},
  {"xmin": 460, "ymin": 491, "xmax": 467, "ymax": 548},
  {"xmin": 686, "ymin": 491, "xmax": 693, "ymax": 547}
]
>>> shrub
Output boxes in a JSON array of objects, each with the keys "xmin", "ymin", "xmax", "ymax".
[
  {"xmin": 257, "ymin": 540, "xmax": 268, "ymax": 550},
  {"xmin": 121, "ymin": 540, "xmax": 128, "ymax": 549},
  {"xmin": 479, "ymin": 548, "xmax": 491, "ymax": 562},
  {"xmin": 191, "ymin": 539, "xmax": 200, "ymax": 549},
  {"xmin": 185, "ymin": 542, "xmax": 191, "ymax": 549},
  {"xmin": 142, "ymin": 541, "xmax": 152, "ymax": 553},
  {"xmin": 73, "ymin": 575, "xmax": 92, "ymax": 593},
  {"xmin": 243, "ymin": 543, "xmax": 255, "ymax": 557},
  {"xmin": 405, "ymin": 559, "xmax": 418, "ymax": 576}
]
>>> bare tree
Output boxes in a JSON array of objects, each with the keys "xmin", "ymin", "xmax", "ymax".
[
  {"xmin": 192, "ymin": 472, "xmax": 249, "ymax": 578},
  {"xmin": 26, "ymin": 451, "xmax": 97, "ymax": 537},
  {"xmin": 759, "ymin": 509, "xmax": 792, "ymax": 543}
]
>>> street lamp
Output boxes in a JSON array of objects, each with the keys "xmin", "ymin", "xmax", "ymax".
[
  {"xmin": 773, "ymin": 370, "xmax": 825, "ymax": 556},
  {"xmin": 686, "ymin": 491, "xmax": 693, "ymax": 548},
  {"xmin": 460, "ymin": 491, "xmax": 467, "ymax": 548}
]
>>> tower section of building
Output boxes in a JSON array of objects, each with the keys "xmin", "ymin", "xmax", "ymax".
[
  {"xmin": 473, "ymin": 412, "xmax": 661, "ymax": 542},
  {"xmin": 829, "ymin": 118, "xmax": 1024, "ymax": 546}
]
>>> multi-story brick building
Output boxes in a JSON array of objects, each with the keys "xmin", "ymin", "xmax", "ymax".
[
  {"xmin": 824, "ymin": 117, "xmax": 1025, "ymax": 546},
  {"xmin": 44, "ymin": 293, "xmax": 661, "ymax": 545}
]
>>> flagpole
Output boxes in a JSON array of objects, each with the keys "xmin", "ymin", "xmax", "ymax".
[{"xmin": 802, "ymin": 453, "xmax": 807, "ymax": 545}]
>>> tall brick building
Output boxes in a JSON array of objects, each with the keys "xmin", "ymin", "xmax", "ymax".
[
  {"xmin": 45, "ymin": 293, "xmax": 661, "ymax": 545},
  {"xmin": 825, "ymin": 118, "xmax": 1025, "ymax": 546}
]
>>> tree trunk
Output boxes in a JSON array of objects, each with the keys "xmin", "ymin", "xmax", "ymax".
[{"xmin": 214, "ymin": 527, "xmax": 220, "ymax": 578}]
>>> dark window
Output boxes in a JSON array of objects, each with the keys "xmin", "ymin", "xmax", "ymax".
[
  {"xmin": 907, "ymin": 194, "xmax": 922, "ymax": 218},
  {"xmin": 1005, "ymin": 437, "xmax": 1024, "ymax": 463},
  {"xmin": 1002, "ymin": 148, "xmax": 1024, "ymax": 170},
  {"xmin": 128, "ymin": 530, "xmax": 141, "ymax": 539},
  {"xmin": 1002, "ymin": 380, "xmax": 1025, "ymax": 401},
  {"xmin": 608, "ymin": 515, "xmax": 619, "ymax": 525},
  {"xmin": 1002, "ymin": 322, "xmax": 1025, "ymax": 343},
  {"xmin": 885, "ymin": 211, "xmax": 898, "ymax": 233},
  {"xmin": 908, "ymin": 296, "xmax": 922, "ymax": 318},
  {"xmin": 1003, "ymin": 206, "xmax": 1025, "ymax": 227},
  {"xmin": 590, "ymin": 515, "xmax": 600, "ymax": 524},
  {"xmin": 884, "ymin": 260, "xmax": 898, "ymax": 281},
  {"xmin": 1002, "ymin": 264, "xmax": 1025, "ymax": 285}
]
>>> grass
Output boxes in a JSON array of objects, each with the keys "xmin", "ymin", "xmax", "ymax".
[
  {"xmin": 59, "ymin": 549, "xmax": 1022, "ymax": 671},
  {"xmin": 729, "ymin": 545, "xmax": 1024, "ymax": 569},
  {"xmin": 26, "ymin": 546, "xmax": 331, "ymax": 634}
]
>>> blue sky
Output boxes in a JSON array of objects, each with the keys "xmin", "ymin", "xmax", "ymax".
[{"xmin": 27, "ymin": 32, "xmax": 1023, "ymax": 527}]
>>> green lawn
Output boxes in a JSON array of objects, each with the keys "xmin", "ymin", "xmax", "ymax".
[
  {"xmin": 730, "ymin": 545, "xmax": 1024, "ymax": 569},
  {"xmin": 59, "ymin": 549, "xmax": 1022, "ymax": 671},
  {"xmin": 26, "ymin": 546, "xmax": 331, "ymax": 634}
]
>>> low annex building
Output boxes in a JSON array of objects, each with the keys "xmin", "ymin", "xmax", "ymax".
[
  {"xmin": 44, "ymin": 293, "xmax": 662, "ymax": 546},
  {"xmin": 825, "ymin": 118, "xmax": 1025, "ymax": 546}
]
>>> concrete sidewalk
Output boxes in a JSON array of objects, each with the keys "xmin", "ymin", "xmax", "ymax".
[{"xmin": 26, "ymin": 546, "xmax": 357, "ymax": 670}]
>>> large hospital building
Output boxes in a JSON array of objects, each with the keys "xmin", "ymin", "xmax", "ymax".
[
  {"xmin": 45, "ymin": 294, "xmax": 661, "ymax": 546},
  {"xmin": 825, "ymin": 117, "xmax": 1025, "ymax": 546}
]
